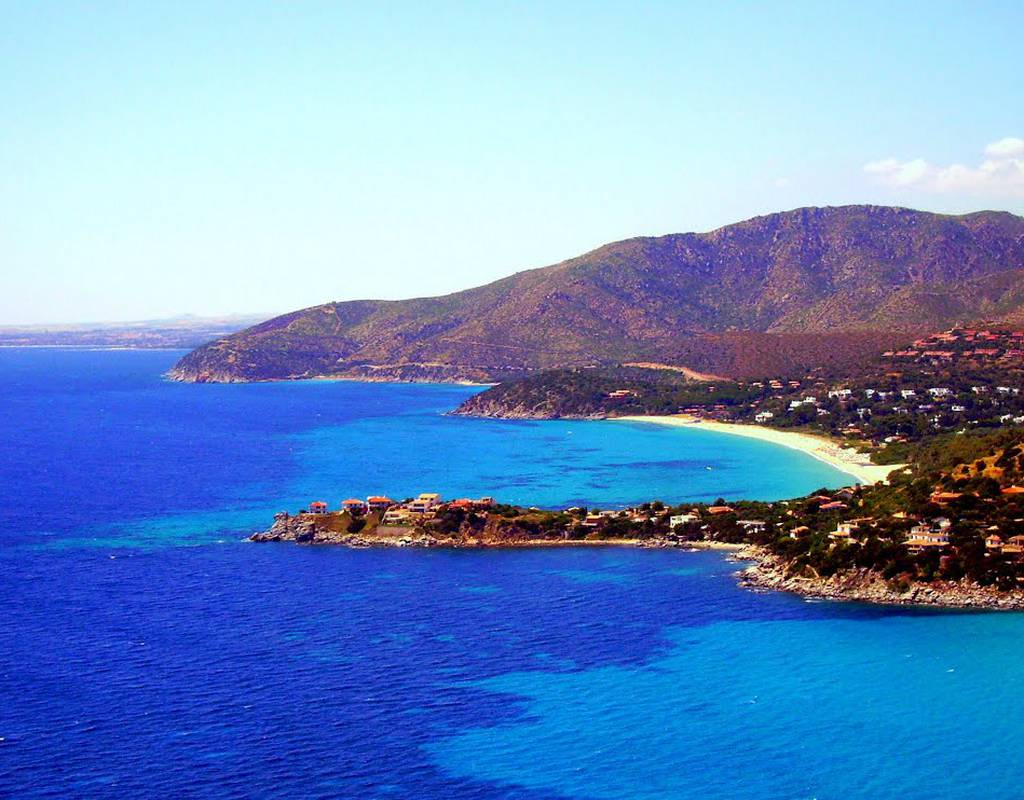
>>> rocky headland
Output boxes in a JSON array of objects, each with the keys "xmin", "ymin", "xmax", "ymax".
[
  {"xmin": 250, "ymin": 510, "xmax": 688, "ymax": 549},
  {"xmin": 736, "ymin": 546, "xmax": 1024, "ymax": 610}
]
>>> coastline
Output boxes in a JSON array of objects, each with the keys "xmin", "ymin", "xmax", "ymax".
[
  {"xmin": 736, "ymin": 545, "xmax": 1024, "ymax": 610},
  {"xmin": 250, "ymin": 523, "xmax": 747, "ymax": 551},
  {"xmin": 612, "ymin": 414, "xmax": 902, "ymax": 486},
  {"xmin": 309, "ymin": 374, "xmax": 496, "ymax": 387},
  {"xmin": 0, "ymin": 344, "xmax": 190, "ymax": 351},
  {"xmin": 167, "ymin": 369, "xmax": 496, "ymax": 387}
]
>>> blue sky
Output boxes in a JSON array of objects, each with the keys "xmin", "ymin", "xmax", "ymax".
[{"xmin": 2, "ymin": 1, "xmax": 1022, "ymax": 324}]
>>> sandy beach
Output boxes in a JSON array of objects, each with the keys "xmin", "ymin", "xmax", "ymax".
[{"xmin": 613, "ymin": 415, "xmax": 903, "ymax": 486}]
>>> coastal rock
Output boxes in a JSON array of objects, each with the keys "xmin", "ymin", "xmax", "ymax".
[{"xmin": 737, "ymin": 546, "xmax": 1024, "ymax": 610}]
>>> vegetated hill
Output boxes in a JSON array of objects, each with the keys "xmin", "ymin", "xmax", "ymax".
[
  {"xmin": 452, "ymin": 366, "xmax": 716, "ymax": 419},
  {"xmin": 169, "ymin": 205, "xmax": 1024, "ymax": 383},
  {"xmin": 949, "ymin": 438, "xmax": 1024, "ymax": 485}
]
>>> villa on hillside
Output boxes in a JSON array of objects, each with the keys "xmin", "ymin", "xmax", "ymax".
[
  {"xmin": 829, "ymin": 521, "xmax": 860, "ymax": 542},
  {"xmin": 367, "ymin": 495, "xmax": 394, "ymax": 512},
  {"xmin": 905, "ymin": 526, "xmax": 950, "ymax": 554},
  {"xmin": 670, "ymin": 513, "xmax": 700, "ymax": 528},
  {"xmin": 382, "ymin": 508, "xmax": 413, "ymax": 525},
  {"xmin": 408, "ymin": 493, "xmax": 442, "ymax": 513}
]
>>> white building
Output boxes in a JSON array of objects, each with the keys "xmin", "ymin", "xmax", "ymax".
[
  {"xmin": 382, "ymin": 508, "xmax": 413, "ymax": 525},
  {"xmin": 669, "ymin": 513, "xmax": 699, "ymax": 528},
  {"xmin": 408, "ymin": 493, "xmax": 442, "ymax": 513}
]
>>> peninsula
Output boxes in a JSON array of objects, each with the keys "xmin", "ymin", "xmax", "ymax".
[{"xmin": 251, "ymin": 427, "xmax": 1024, "ymax": 609}]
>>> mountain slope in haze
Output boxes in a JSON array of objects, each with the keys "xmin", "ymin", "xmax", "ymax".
[{"xmin": 169, "ymin": 206, "xmax": 1024, "ymax": 383}]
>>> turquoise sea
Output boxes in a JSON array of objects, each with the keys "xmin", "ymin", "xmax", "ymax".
[{"xmin": 2, "ymin": 348, "xmax": 1021, "ymax": 798}]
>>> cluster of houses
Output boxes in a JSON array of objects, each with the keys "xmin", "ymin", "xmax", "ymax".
[
  {"xmin": 305, "ymin": 493, "xmax": 496, "ymax": 526},
  {"xmin": 563, "ymin": 504, "xmax": 760, "ymax": 535},
  {"xmin": 664, "ymin": 483, "xmax": 1024, "ymax": 559},
  {"xmin": 779, "ymin": 385, "xmax": 1020, "ymax": 418},
  {"xmin": 884, "ymin": 329, "xmax": 1024, "ymax": 364},
  {"xmin": 736, "ymin": 380, "xmax": 1024, "ymax": 443},
  {"xmin": 811, "ymin": 484, "xmax": 1024, "ymax": 557},
  {"xmin": 299, "ymin": 479, "xmax": 1024, "ymax": 558},
  {"xmin": 807, "ymin": 512, "xmax": 1024, "ymax": 557},
  {"xmin": 824, "ymin": 517, "xmax": 956, "ymax": 554},
  {"xmin": 666, "ymin": 329, "xmax": 1024, "ymax": 441}
]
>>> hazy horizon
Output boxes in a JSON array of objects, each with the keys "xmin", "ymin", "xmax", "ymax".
[
  {"xmin": 8, "ymin": 202, "xmax": 1024, "ymax": 328},
  {"xmin": 3, "ymin": 2, "xmax": 1022, "ymax": 324}
]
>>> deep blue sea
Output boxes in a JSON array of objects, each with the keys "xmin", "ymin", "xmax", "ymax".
[{"xmin": 2, "ymin": 349, "xmax": 1022, "ymax": 799}]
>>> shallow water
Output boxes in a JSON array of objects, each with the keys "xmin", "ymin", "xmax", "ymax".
[{"xmin": 0, "ymin": 348, "xmax": 853, "ymax": 550}]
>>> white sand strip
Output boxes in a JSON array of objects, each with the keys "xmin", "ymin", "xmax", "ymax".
[{"xmin": 612, "ymin": 415, "xmax": 903, "ymax": 486}]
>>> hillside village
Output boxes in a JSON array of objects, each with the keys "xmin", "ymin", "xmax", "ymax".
[
  {"xmin": 457, "ymin": 329, "xmax": 1024, "ymax": 459},
  {"xmin": 719, "ymin": 328, "xmax": 1024, "ymax": 446}
]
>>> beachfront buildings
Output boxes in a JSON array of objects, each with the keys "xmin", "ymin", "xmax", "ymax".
[
  {"xmin": 367, "ymin": 496, "xmax": 394, "ymax": 513},
  {"xmin": 382, "ymin": 507, "xmax": 413, "ymax": 525},
  {"xmin": 300, "ymin": 492, "xmax": 502, "ymax": 526},
  {"xmin": 408, "ymin": 493, "xmax": 442, "ymax": 513},
  {"xmin": 670, "ymin": 513, "xmax": 699, "ymax": 528}
]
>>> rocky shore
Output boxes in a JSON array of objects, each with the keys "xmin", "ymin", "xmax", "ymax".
[
  {"xmin": 250, "ymin": 511, "xmax": 696, "ymax": 549},
  {"xmin": 167, "ymin": 357, "xmax": 509, "ymax": 385},
  {"xmin": 736, "ymin": 546, "xmax": 1024, "ymax": 610},
  {"xmin": 449, "ymin": 406, "xmax": 607, "ymax": 420}
]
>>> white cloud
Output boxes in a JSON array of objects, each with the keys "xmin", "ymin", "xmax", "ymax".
[
  {"xmin": 773, "ymin": 176, "xmax": 792, "ymax": 188},
  {"xmin": 985, "ymin": 137, "xmax": 1024, "ymax": 158},
  {"xmin": 863, "ymin": 138, "xmax": 1024, "ymax": 196}
]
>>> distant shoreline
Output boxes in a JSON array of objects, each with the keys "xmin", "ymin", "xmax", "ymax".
[
  {"xmin": 0, "ymin": 344, "xmax": 191, "ymax": 351},
  {"xmin": 307, "ymin": 374, "xmax": 496, "ymax": 388},
  {"xmin": 612, "ymin": 414, "xmax": 902, "ymax": 485}
]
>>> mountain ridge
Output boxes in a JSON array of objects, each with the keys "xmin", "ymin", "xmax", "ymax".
[{"xmin": 169, "ymin": 205, "xmax": 1024, "ymax": 383}]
